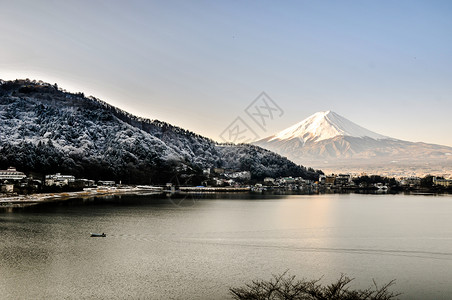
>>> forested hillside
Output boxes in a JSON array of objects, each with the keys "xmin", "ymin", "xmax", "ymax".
[{"xmin": 0, "ymin": 79, "xmax": 320, "ymax": 184}]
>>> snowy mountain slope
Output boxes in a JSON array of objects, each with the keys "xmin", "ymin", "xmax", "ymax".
[
  {"xmin": 254, "ymin": 110, "xmax": 452, "ymax": 171},
  {"xmin": 0, "ymin": 79, "xmax": 320, "ymax": 183},
  {"xmin": 269, "ymin": 111, "xmax": 387, "ymax": 143}
]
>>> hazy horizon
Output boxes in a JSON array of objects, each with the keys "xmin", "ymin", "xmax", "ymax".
[{"xmin": 1, "ymin": 1, "xmax": 451, "ymax": 146}]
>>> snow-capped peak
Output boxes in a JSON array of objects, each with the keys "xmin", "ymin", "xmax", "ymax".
[{"xmin": 269, "ymin": 110, "xmax": 387, "ymax": 143}]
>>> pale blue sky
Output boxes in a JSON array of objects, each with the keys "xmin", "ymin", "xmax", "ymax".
[{"xmin": 1, "ymin": 1, "xmax": 451, "ymax": 145}]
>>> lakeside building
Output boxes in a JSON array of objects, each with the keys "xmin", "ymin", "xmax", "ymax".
[
  {"xmin": 45, "ymin": 173, "xmax": 75, "ymax": 186},
  {"xmin": 76, "ymin": 179, "xmax": 96, "ymax": 187},
  {"xmin": 335, "ymin": 174, "xmax": 352, "ymax": 186},
  {"xmin": 399, "ymin": 177, "xmax": 421, "ymax": 187},
  {"xmin": 433, "ymin": 177, "xmax": 452, "ymax": 187},
  {"xmin": 325, "ymin": 175, "xmax": 336, "ymax": 186},
  {"xmin": 225, "ymin": 171, "xmax": 251, "ymax": 180},
  {"xmin": 0, "ymin": 167, "xmax": 26, "ymax": 181},
  {"xmin": 263, "ymin": 177, "xmax": 275, "ymax": 184},
  {"xmin": 278, "ymin": 177, "xmax": 296, "ymax": 184}
]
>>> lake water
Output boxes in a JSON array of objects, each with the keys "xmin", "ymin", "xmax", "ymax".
[{"xmin": 1, "ymin": 193, "xmax": 452, "ymax": 299}]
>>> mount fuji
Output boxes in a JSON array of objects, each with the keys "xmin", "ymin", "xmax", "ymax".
[{"xmin": 254, "ymin": 111, "xmax": 452, "ymax": 174}]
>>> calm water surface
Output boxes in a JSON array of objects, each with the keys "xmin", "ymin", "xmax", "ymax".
[{"xmin": 1, "ymin": 193, "xmax": 452, "ymax": 299}]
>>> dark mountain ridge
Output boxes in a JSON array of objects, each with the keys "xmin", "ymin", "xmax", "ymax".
[{"xmin": 0, "ymin": 79, "xmax": 320, "ymax": 184}]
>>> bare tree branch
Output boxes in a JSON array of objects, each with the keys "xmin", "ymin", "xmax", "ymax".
[{"xmin": 229, "ymin": 272, "xmax": 400, "ymax": 300}]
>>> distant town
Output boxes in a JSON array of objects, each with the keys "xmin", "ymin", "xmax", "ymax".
[{"xmin": 1, "ymin": 166, "xmax": 452, "ymax": 200}]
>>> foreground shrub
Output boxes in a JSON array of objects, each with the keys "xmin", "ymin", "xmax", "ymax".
[{"xmin": 230, "ymin": 272, "xmax": 400, "ymax": 300}]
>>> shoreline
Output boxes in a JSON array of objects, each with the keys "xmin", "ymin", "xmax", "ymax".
[
  {"xmin": 0, "ymin": 186, "xmax": 149, "ymax": 206},
  {"xmin": 0, "ymin": 186, "xmax": 253, "ymax": 207},
  {"xmin": 1, "ymin": 186, "xmax": 451, "ymax": 209}
]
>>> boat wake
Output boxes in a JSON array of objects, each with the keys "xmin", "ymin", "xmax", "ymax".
[{"xmin": 105, "ymin": 233, "xmax": 452, "ymax": 261}]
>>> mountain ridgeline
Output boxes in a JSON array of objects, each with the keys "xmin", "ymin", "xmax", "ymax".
[{"xmin": 0, "ymin": 79, "xmax": 320, "ymax": 184}]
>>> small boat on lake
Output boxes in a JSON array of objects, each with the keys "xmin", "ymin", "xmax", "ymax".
[{"xmin": 90, "ymin": 233, "xmax": 106, "ymax": 237}]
